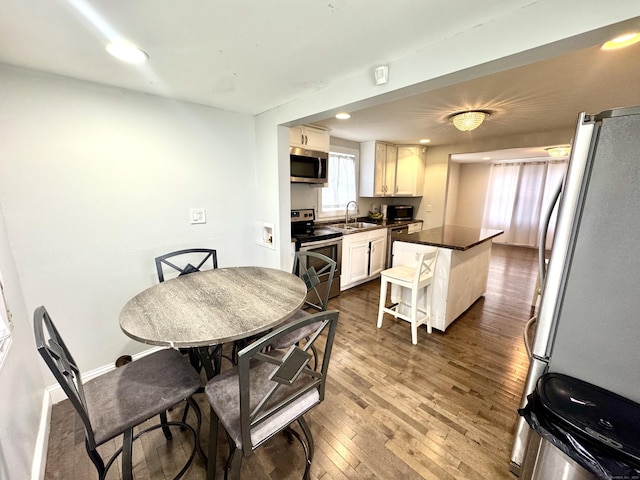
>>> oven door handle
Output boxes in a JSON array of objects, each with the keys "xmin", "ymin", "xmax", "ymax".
[{"xmin": 298, "ymin": 237, "xmax": 342, "ymax": 249}]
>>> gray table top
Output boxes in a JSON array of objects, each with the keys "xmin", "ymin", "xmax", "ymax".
[{"xmin": 119, "ymin": 266, "xmax": 307, "ymax": 348}]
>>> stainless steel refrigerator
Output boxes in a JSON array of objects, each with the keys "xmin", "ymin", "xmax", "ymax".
[{"xmin": 510, "ymin": 106, "xmax": 640, "ymax": 475}]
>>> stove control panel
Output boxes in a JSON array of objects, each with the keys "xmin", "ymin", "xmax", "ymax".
[{"xmin": 291, "ymin": 208, "xmax": 315, "ymax": 223}]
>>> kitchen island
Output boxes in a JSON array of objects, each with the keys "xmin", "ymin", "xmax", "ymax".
[{"xmin": 391, "ymin": 225, "xmax": 503, "ymax": 332}]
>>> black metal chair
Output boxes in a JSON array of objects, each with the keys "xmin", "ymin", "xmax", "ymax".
[
  {"xmin": 155, "ymin": 248, "xmax": 218, "ymax": 282},
  {"xmin": 204, "ymin": 310, "xmax": 339, "ymax": 480},
  {"xmin": 268, "ymin": 251, "xmax": 337, "ymax": 366},
  {"xmin": 155, "ymin": 248, "xmax": 225, "ymax": 422},
  {"xmin": 34, "ymin": 306, "xmax": 204, "ymax": 480}
]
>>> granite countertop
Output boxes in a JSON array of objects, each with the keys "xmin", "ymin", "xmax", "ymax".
[{"xmin": 393, "ymin": 225, "xmax": 503, "ymax": 251}]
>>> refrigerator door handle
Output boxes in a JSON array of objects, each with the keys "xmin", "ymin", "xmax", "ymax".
[
  {"xmin": 538, "ymin": 178, "xmax": 563, "ymax": 287},
  {"xmin": 523, "ymin": 315, "xmax": 537, "ymax": 359}
]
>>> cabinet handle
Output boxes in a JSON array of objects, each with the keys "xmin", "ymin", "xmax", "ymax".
[{"xmin": 304, "ymin": 134, "xmax": 308, "ymax": 145}]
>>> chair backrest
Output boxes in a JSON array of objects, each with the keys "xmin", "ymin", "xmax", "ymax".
[
  {"xmin": 33, "ymin": 306, "xmax": 98, "ymax": 448},
  {"xmin": 237, "ymin": 310, "xmax": 339, "ymax": 455},
  {"xmin": 155, "ymin": 248, "xmax": 218, "ymax": 282},
  {"xmin": 291, "ymin": 251, "xmax": 336, "ymax": 312},
  {"xmin": 414, "ymin": 249, "xmax": 438, "ymax": 285}
]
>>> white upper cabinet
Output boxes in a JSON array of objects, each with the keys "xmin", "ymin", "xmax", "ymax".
[
  {"xmin": 360, "ymin": 141, "xmax": 426, "ymax": 197},
  {"xmin": 289, "ymin": 125, "xmax": 330, "ymax": 152},
  {"xmin": 394, "ymin": 146, "xmax": 426, "ymax": 196},
  {"xmin": 360, "ymin": 141, "xmax": 397, "ymax": 197}
]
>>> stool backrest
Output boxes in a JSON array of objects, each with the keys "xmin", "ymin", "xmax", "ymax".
[{"xmin": 414, "ymin": 250, "xmax": 438, "ymax": 285}]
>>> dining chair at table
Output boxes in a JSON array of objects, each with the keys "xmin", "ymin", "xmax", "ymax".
[
  {"xmin": 267, "ymin": 251, "xmax": 336, "ymax": 367},
  {"xmin": 204, "ymin": 310, "xmax": 339, "ymax": 480},
  {"xmin": 155, "ymin": 248, "xmax": 227, "ymax": 420},
  {"xmin": 155, "ymin": 247, "xmax": 218, "ymax": 282},
  {"xmin": 34, "ymin": 305, "xmax": 204, "ymax": 480}
]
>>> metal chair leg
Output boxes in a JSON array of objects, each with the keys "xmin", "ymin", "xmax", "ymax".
[
  {"xmin": 86, "ymin": 440, "xmax": 106, "ymax": 480},
  {"xmin": 207, "ymin": 407, "xmax": 219, "ymax": 480},
  {"xmin": 122, "ymin": 428, "xmax": 134, "ymax": 480},
  {"xmin": 226, "ymin": 444, "xmax": 242, "ymax": 480},
  {"xmin": 160, "ymin": 410, "xmax": 173, "ymax": 439}
]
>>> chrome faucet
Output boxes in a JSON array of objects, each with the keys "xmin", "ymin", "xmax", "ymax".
[{"xmin": 345, "ymin": 201, "xmax": 358, "ymax": 224}]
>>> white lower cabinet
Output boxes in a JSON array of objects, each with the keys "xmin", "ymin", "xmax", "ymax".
[
  {"xmin": 341, "ymin": 228, "xmax": 387, "ymax": 290},
  {"xmin": 407, "ymin": 221, "xmax": 423, "ymax": 234}
]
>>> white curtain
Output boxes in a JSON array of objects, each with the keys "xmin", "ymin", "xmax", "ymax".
[
  {"xmin": 482, "ymin": 163, "xmax": 520, "ymax": 243},
  {"xmin": 320, "ymin": 152, "xmax": 356, "ymax": 214},
  {"xmin": 482, "ymin": 160, "xmax": 567, "ymax": 247}
]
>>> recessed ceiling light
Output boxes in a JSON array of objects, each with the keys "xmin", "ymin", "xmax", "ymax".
[
  {"xmin": 106, "ymin": 43, "xmax": 149, "ymax": 63},
  {"xmin": 602, "ymin": 32, "xmax": 640, "ymax": 50},
  {"xmin": 482, "ymin": 156, "xmax": 491, "ymax": 160},
  {"xmin": 419, "ymin": 138, "xmax": 431, "ymax": 144},
  {"xmin": 335, "ymin": 112, "xmax": 351, "ymax": 120}
]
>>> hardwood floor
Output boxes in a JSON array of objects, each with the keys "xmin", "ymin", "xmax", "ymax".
[{"xmin": 44, "ymin": 244, "xmax": 538, "ymax": 479}]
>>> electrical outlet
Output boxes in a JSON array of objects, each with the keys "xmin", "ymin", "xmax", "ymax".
[
  {"xmin": 190, "ymin": 208, "xmax": 206, "ymax": 224},
  {"xmin": 426, "ymin": 205, "xmax": 432, "ymax": 212}
]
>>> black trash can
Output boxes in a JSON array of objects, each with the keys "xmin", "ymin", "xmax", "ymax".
[{"xmin": 519, "ymin": 373, "xmax": 640, "ymax": 480}]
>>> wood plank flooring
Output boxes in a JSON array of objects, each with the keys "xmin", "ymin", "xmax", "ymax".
[{"xmin": 44, "ymin": 244, "xmax": 538, "ymax": 479}]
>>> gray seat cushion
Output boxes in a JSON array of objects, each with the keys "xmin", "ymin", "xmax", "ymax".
[
  {"xmin": 269, "ymin": 310, "xmax": 321, "ymax": 350},
  {"xmin": 83, "ymin": 348, "xmax": 201, "ymax": 445}
]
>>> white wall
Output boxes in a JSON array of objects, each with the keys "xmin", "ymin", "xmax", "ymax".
[
  {"xmin": 0, "ymin": 65, "xmax": 257, "ymax": 370},
  {"xmin": 453, "ymin": 163, "xmax": 492, "ymax": 228},
  {"xmin": 0, "ymin": 207, "xmax": 45, "ymax": 480}
]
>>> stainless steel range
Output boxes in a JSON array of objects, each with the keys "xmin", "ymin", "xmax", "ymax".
[{"xmin": 291, "ymin": 208, "xmax": 342, "ymax": 299}]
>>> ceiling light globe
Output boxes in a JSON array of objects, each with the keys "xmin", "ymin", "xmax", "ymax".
[
  {"xmin": 450, "ymin": 111, "xmax": 489, "ymax": 131},
  {"xmin": 545, "ymin": 145, "xmax": 571, "ymax": 157}
]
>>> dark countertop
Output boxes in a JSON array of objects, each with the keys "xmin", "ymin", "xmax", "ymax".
[{"xmin": 393, "ymin": 225, "xmax": 503, "ymax": 251}]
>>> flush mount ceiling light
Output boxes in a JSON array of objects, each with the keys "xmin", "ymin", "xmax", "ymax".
[
  {"xmin": 106, "ymin": 42, "xmax": 149, "ymax": 63},
  {"xmin": 545, "ymin": 145, "xmax": 571, "ymax": 157},
  {"xmin": 602, "ymin": 32, "xmax": 640, "ymax": 50},
  {"xmin": 335, "ymin": 112, "xmax": 351, "ymax": 120},
  {"xmin": 448, "ymin": 110, "xmax": 491, "ymax": 132},
  {"xmin": 419, "ymin": 138, "xmax": 431, "ymax": 144}
]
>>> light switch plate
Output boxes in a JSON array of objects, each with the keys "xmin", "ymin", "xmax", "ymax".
[{"xmin": 190, "ymin": 208, "xmax": 206, "ymax": 224}]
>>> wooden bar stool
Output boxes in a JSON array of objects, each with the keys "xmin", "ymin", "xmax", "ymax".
[{"xmin": 377, "ymin": 249, "xmax": 437, "ymax": 344}]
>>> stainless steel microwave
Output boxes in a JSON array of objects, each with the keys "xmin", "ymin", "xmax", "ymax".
[
  {"xmin": 290, "ymin": 147, "xmax": 328, "ymax": 184},
  {"xmin": 387, "ymin": 205, "xmax": 414, "ymax": 221}
]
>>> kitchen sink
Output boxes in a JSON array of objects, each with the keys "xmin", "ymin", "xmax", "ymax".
[{"xmin": 328, "ymin": 222, "xmax": 380, "ymax": 231}]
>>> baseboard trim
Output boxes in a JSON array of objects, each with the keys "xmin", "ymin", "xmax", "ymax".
[
  {"xmin": 31, "ymin": 388, "xmax": 52, "ymax": 480},
  {"xmin": 34, "ymin": 346, "xmax": 165, "ymax": 479}
]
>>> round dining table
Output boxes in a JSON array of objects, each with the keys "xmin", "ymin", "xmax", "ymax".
[
  {"xmin": 119, "ymin": 266, "xmax": 307, "ymax": 479},
  {"xmin": 119, "ymin": 266, "xmax": 307, "ymax": 376}
]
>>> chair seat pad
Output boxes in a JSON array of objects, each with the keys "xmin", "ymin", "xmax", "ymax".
[
  {"xmin": 381, "ymin": 265, "xmax": 433, "ymax": 283},
  {"xmin": 269, "ymin": 310, "xmax": 321, "ymax": 349},
  {"xmin": 205, "ymin": 360, "xmax": 319, "ymax": 449},
  {"xmin": 84, "ymin": 348, "xmax": 201, "ymax": 445}
]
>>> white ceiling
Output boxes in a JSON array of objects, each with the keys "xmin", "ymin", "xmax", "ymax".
[
  {"xmin": 315, "ymin": 41, "xmax": 640, "ymax": 152},
  {"xmin": 1, "ymin": 1, "xmax": 639, "ymax": 161}
]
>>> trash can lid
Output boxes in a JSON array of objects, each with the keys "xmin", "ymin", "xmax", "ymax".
[{"xmin": 536, "ymin": 373, "xmax": 640, "ymax": 467}]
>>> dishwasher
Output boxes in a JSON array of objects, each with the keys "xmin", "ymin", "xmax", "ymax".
[{"xmin": 386, "ymin": 225, "xmax": 408, "ymax": 268}]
